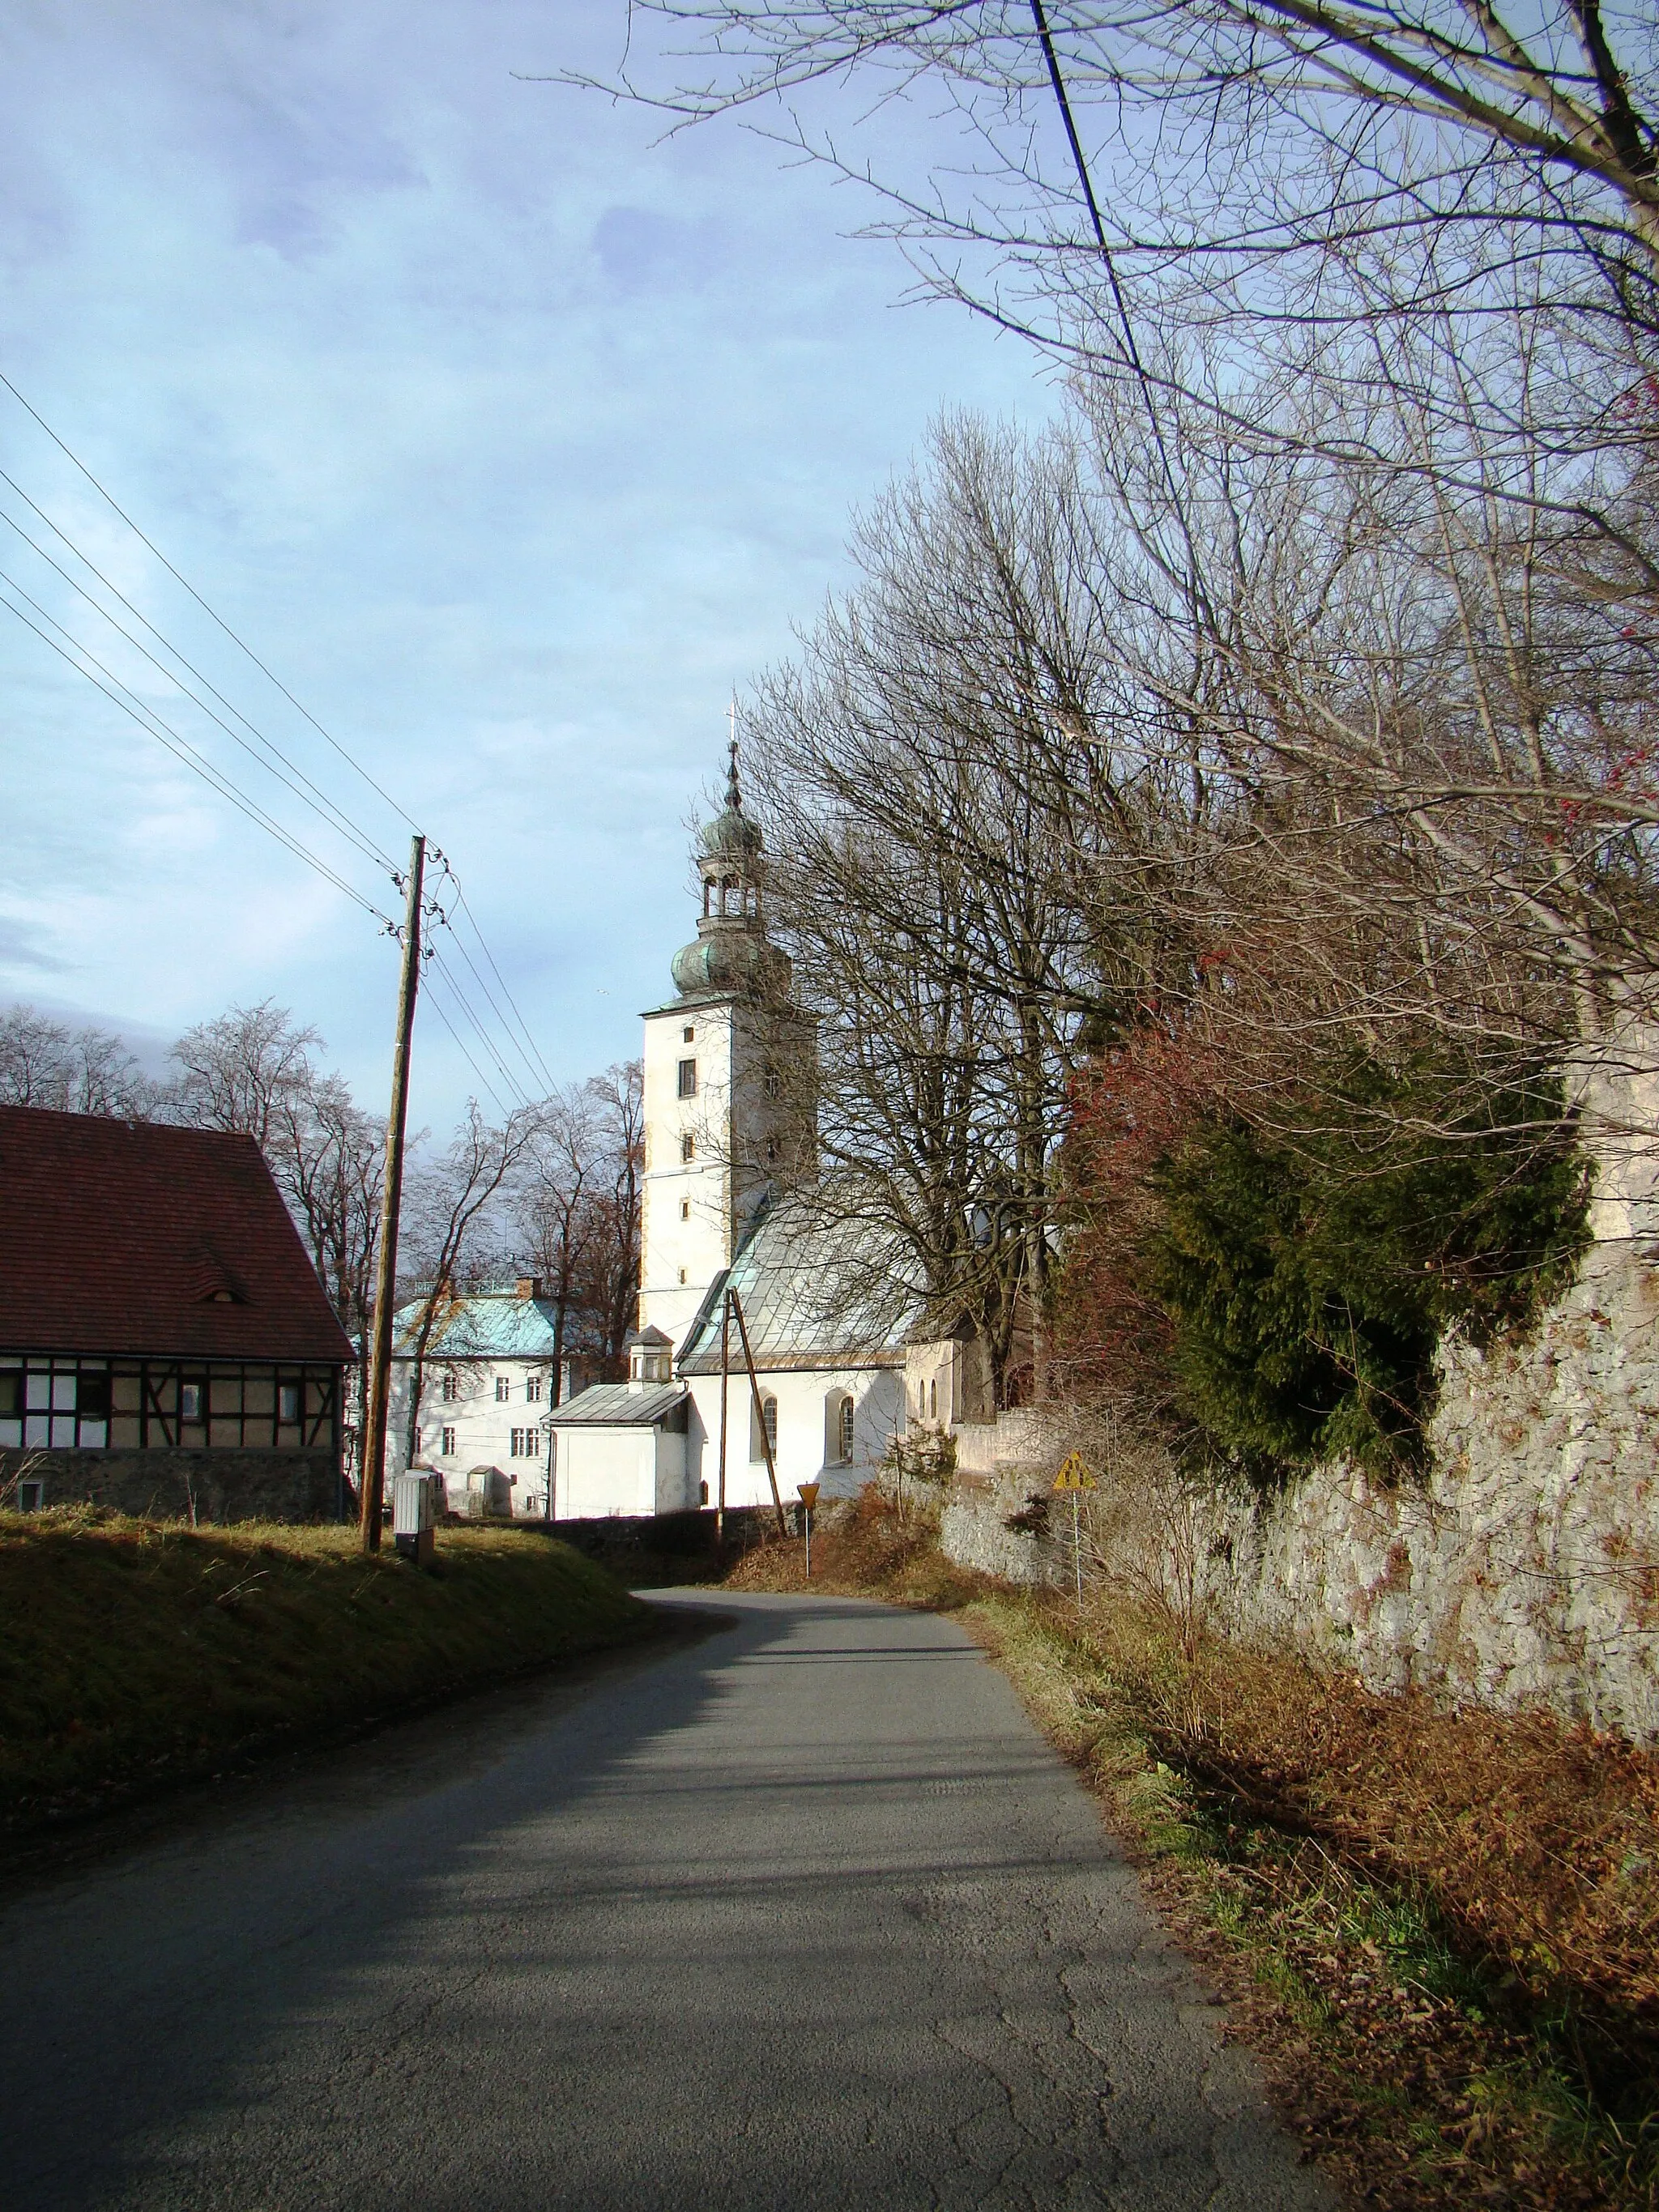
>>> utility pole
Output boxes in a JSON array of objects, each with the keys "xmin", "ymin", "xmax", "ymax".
[
  {"xmin": 360, "ymin": 833, "xmax": 426, "ymax": 1554},
  {"xmin": 716, "ymin": 1287, "xmax": 730, "ymax": 1554}
]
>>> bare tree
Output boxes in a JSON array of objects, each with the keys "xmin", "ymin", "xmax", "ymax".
[
  {"xmin": 514, "ymin": 1066, "xmax": 646, "ymax": 1389},
  {"xmin": 397, "ymin": 1102, "xmax": 545, "ymax": 1471},
  {"xmin": 0, "ymin": 1004, "xmax": 156, "ymax": 1118}
]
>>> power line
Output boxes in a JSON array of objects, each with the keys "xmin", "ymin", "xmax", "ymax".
[
  {"xmin": 418, "ymin": 958, "xmax": 514, "ymax": 1119},
  {"xmin": 0, "ymin": 576, "xmax": 399, "ymax": 927},
  {"xmin": 0, "ymin": 369, "xmax": 561, "ymax": 1117},
  {"xmin": 424, "ymin": 940, "xmax": 540, "ymax": 1113},
  {"xmin": 438, "ymin": 868, "xmax": 561, "ymax": 1094},
  {"xmin": 0, "ymin": 495, "xmax": 399, "ymax": 876},
  {"xmin": 0, "ymin": 367, "xmax": 424, "ymax": 838},
  {"xmin": 427, "ymin": 891, "xmax": 557, "ymax": 1100}
]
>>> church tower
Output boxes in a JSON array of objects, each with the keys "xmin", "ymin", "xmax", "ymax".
[{"xmin": 638, "ymin": 738, "xmax": 800, "ymax": 1350}]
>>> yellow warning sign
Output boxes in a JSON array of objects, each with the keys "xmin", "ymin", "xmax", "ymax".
[{"xmin": 1051, "ymin": 1452, "xmax": 1097, "ymax": 1494}]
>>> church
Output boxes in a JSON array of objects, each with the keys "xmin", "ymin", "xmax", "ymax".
[{"xmin": 547, "ymin": 746, "xmax": 915, "ymax": 1518}]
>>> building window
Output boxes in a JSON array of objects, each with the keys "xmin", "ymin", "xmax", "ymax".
[
  {"xmin": 510, "ymin": 1428, "xmax": 538, "ymax": 1458},
  {"xmin": 677, "ymin": 1058, "xmax": 697, "ymax": 1098},
  {"xmin": 678, "ymin": 1267, "xmax": 688, "ymax": 1285},
  {"xmin": 526, "ymin": 1374, "xmax": 544, "ymax": 1403},
  {"xmin": 680, "ymin": 1199, "xmax": 691, "ymax": 1221},
  {"xmin": 278, "ymin": 1382, "xmax": 301, "ymax": 1423},
  {"xmin": 680, "ymin": 1132, "xmax": 695, "ymax": 1162},
  {"xmin": 496, "ymin": 1376, "xmax": 510, "ymax": 1402},
  {"xmin": 929, "ymin": 1378, "xmax": 938, "ymax": 1419},
  {"xmin": 441, "ymin": 1426, "xmax": 456, "ymax": 1456},
  {"xmin": 839, "ymin": 1395, "xmax": 855, "ymax": 1464},
  {"xmin": 683, "ymin": 1025, "xmax": 695, "ymax": 1043},
  {"xmin": 16, "ymin": 1477, "xmax": 44, "ymax": 1512},
  {"xmin": 764, "ymin": 1067, "xmax": 781, "ymax": 1099},
  {"xmin": 441, "ymin": 1371, "xmax": 458, "ymax": 1402},
  {"xmin": 180, "ymin": 1381, "xmax": 203, "ymax": 1422},
  {"xmin": 751, "ymin": 1393, "xmax": 778, "ymax": 1461},
  {"xmin": 765, "ymin": 1138, "xmax": 778, "ymax": 1163}
]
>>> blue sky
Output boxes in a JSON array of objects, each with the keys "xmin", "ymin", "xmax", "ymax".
[{"xmin": 0, "ymin": 1, "xmax": 1051, "ymax": 1131}]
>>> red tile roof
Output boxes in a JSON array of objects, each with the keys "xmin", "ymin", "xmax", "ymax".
[{"xmin": 0, "ymin": 1106, "xmax": 355, "ymax": 1363}]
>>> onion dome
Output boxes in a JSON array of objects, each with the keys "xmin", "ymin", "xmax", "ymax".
[{"xmin": 671, "ymin": 932, "xmax": 792, "ymax": 999}]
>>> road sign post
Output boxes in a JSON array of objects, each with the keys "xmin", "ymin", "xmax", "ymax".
[
  {"xmin": 797, "ymin": 1481, "xmax": 820, "ymax": 1578},
  {"xmin": 1051, "ymin": 1452, "xmax": 1097, "ymax": 1606}
]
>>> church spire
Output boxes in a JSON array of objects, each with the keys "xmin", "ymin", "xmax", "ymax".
[{"xmin": 725, "ymin": 696, "xmax": 744, "ymax": 816}]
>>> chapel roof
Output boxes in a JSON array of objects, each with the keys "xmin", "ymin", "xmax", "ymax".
[{"xmin": 547, "ymin": 1381, "xmax": 689, "ymax": 1428}]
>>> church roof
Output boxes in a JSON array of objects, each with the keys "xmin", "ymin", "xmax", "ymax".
[{"xmin": 676, "ymin": 1196, "xmax": 918, "ymax": 1375}]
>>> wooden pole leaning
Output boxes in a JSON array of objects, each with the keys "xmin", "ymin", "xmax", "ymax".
[
  {"xmin": 360, "ymin": 834, "xmax": 426, "ymax": 1554},
  {"xmin": 716, "ymin": 1287, "xmax": 730, "ymax": 1554},
  {"xmin": 728, "ymin": 1286, "xmax": 788, "ymax": 1539}
]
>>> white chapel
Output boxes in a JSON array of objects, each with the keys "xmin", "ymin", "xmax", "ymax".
[{"xmin": 548, "ymin": 744, "xmax": 914, "ymax": 1518}]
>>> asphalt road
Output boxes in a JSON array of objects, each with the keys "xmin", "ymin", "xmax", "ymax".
[{"xmin": 1, "ymin": 1591, "xmax": 1334, "ymax": 2210}]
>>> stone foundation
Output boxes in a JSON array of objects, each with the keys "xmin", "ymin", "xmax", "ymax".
[{"xmin": 1, "ymin": 1447, "xmax": 345, "ymax": 1524}]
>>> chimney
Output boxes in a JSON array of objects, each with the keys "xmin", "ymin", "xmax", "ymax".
[{"xmin": 515, "ymin": 1275, "xmax": 544, "ymax": 1298}]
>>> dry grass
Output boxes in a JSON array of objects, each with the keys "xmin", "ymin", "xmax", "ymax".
[
  {"xmin": 723, "ymin": 1483, "xmax": 987, "ymax": 1609},
  {"xmin": 746, "ymin": 1486, "xmax": 1659, "ymax": 2210},
  {"xmin": 0, "ymin": 1507, "xmax": 655, "ymax": 1831}
]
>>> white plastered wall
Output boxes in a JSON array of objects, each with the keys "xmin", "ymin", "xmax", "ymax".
[
  {"xmin": 387, "ymin": 1356, "xmax": 554, "ymax": 1516},
  {"xmin": 680, "ymin": 1366, "xmax": 903, "ymax": 1507}
]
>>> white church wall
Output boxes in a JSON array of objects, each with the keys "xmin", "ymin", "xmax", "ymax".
[{"xmin": 682, "ymin": 1367, "xmax": 904, "ymax": 1507}]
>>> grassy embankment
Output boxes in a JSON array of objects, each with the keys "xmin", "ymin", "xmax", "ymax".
[
  {"xmin": 0, "ymin": 1509, "xmax": 655, "ymax": 1833},
  {"xmin": 731, "ymin": 1490, "xmax": 1659, "ymax": 2212}
]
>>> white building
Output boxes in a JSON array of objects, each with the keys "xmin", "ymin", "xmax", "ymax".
[
  {"xmin": 387, "ymin": 1278, "xmax": 565, "ymax": 1519},
  {"xmin": 548, "ymin": 743, "xmax": 914, "ymax": 1517}
]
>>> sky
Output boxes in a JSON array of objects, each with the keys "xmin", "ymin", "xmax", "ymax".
[{"xmin": 0, "ymin": 1, "xmax": 1052, "ymax": 1132}]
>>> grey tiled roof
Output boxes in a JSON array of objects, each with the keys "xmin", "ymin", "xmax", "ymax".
[
  {"xmin": 677, "ymin": 1196, "xmax": 917, "ymax": 1375},
  {"xmin": 548, "ymin": 1382, "xmax": 688, "ymax": 1429}
]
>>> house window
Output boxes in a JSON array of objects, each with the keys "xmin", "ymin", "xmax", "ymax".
[
  {"xmin": 526, "ymin": 1374, "xmax": 544, "ymax": 1403},
  {"xmin": 279, "ymin": 1382, "xmax": 301, "ymax": 1423},
  {"xmin": 441, "ymin": 1426, "xmax": 456, "ymax": 1456},
  {"xmin": 765, "ymin": 1139, "xmax": 778, "ymax": 1163},
  {"xmin": 750, "ymin": 1394, "xmax": 778, "ymax": 1462},
  {"xmin": 680, "ymin": 1199, "xmax": 691, "ymax": 1221},
  {"xmin": 441, "ymin": 1371, "xmax": 458, "ymax": 1402},
  {"xmin": 680, "ymin": 1133, "xmax": 695, "ymax": 1163},
  {"xmin": 677, "ymin": 1058, "xmax": 697, "ymax": 1098},
  {"xmin": 496, "ymin": 1376, "xmax": 510, "ymax": 1403},
  {"xmin": 683, "ymin": 1025, "xmax": 695, "ymax": 1043},
  {"xmin": 510, "ymin": 1428, "xmax": 538, "ymax": 1458},
  {"xmin": 16, "ymin": 1477, "xmax": 44, "ymax": 1513},
  {"xmin": 180, "ymin": 1381, "xmax": 204, "ymax": 1423},
  {"xmin": 764, "ymin": 1068, "xmax": 781, "ymax": 1099},
  {"xmin": 678, "ymin": 1267, "xmax": 688, "ymax": 1285}
]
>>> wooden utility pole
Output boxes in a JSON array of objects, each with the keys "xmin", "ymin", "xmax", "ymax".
[
  {"xmin": 729, "ymin": 1286, "xmax": 788, "ymax": 1539},
  {"xmin": 716, "ymin": 1288, "xmax": 730, "ymax": 1553},
  {"xmin": 360, "ymin": 833, "xmax": 426, "ymax": 1554}
]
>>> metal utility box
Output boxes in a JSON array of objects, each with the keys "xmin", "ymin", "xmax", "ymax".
[{"xmin": 393, "ymin": 1471, "xmax": 437, "ymax": 1566}]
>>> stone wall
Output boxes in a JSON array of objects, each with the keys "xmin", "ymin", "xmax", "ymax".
[
  {"xmin": 1, "ymin": 1447, "xmax": 344, "ymax": 1524},
  {"xmin": 937, "ymin": 1246, "xmax": 1659, "ymax": 1740}
]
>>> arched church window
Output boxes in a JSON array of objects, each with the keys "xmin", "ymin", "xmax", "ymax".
[
  {"xmin": 825, "ymin": 1392, "xmax": 855, "ymax": 1464},
  {"xmin": 751, "ymin": 1394, "xmax": 778, "ymax": 1462}
]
